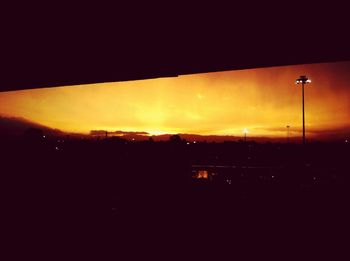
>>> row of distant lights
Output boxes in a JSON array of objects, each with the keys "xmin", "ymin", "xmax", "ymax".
[
  {"xmin": 41, "ymin": 135, "xmax": 63, "ymax": 151},
  {"xmin": 47, "ymin": 132, "xmax": 349, "ymax": 144},
  {"xmin": 186, "ymin": 129, "xmax": 249, "ymax": 145}
]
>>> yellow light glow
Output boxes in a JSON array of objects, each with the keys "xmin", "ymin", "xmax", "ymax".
[
  {"xmin": 1, "ymin": 61, "xmax": 350, "ymax": 139},
  {"xmin": 147, "ymin": 130, "xmax": 168, "ymax": 136}
]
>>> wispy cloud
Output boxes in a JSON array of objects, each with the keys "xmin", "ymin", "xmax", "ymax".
[{"xmin": 90, "ymin": 130, "xmax": 149, "ymax": 136}]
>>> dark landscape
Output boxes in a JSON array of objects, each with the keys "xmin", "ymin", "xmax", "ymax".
[{"xmin": 2, "ymin": 119, "xmax": 349, "ymax": 253}]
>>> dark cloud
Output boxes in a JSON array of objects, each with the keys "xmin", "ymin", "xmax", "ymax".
[
  {"xmin": 0, "ymin": 115, "xmax": 63, "ymax": 136},
  {"xmin": 90, "ymin": 130, "xmax": 149, "ymax": 136}
]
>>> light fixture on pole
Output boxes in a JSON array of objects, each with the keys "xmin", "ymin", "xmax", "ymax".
[
  {"xmin": 243, "ymin": 128, "xmax": 248, "ymax": 142},
  {"xmin": 295, "ymin": 75, "xmax": 311, "ymax": 145},
  {"xmin": 286, "ymin": 125, "xmax": 290, "ymax": 143}
]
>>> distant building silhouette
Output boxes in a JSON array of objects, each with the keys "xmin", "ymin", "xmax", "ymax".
[{"xmin": 169, "ymin": 134, "xmax": 182, "ymax": 143}]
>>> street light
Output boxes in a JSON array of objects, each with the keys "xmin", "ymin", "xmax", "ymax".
[
  {"xmin": 286, "ymin": 125, "xmax": 290, "ymax": 143},
  {"xmin": 295, "ymin": 75, "xmax": 311, "ymax": 145},
  {"xmin": 243, "ymin": 128, "xmax": 248, "ymax": 142}
]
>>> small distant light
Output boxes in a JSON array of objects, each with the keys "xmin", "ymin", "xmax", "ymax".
[
  {"xmin": 313, "ymin": 177, "xmax": 316, "ymax": 180},
  {"xmin": 132, "ymin": 138, "xmax": 135, "ymax": 141},
  {"xmin": 55, "ymin": 146, "xmax": 59, "ymax": 150},
  {"xmin": 196, "ymin": 170, "xmax": 208, "ymax": 179},
  {"xmin": 226, "ymin": 179, "xmax": 232, "ymax": 185},
  {"xmin": 307, "ymin": 79, "xmax": 311, "ymax": 83},
  {"xmin": 272, "ymin": 175, "xmax": 275, "ymax": 178},
  {"xmin": 345, "ymin": 139, "xmax": 348, "ymax": 143},
  {"xmin": 193, "ymin": 141, "xmax": 196, "ymax": 144},
  {"xmin": 186, "ymin": 142, "xmax": 190, "ymax": 145}
]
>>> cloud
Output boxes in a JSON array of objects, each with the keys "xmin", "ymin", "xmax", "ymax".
[
  {"xmin": 0, "ymin": 115, "xmax": 63, "ymax": 136},
  {"xmin": 90, "ymin": 130, "xmax": 149, "ymax": 136}
]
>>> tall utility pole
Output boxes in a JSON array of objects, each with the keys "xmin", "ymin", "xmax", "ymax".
[
  {"xmin": 243, "ymin": 128, "xmax": 248, "ymax": 142},
  {"xmin": 295, "ymin": 76, "xmax": 311, "ymax": 145}
]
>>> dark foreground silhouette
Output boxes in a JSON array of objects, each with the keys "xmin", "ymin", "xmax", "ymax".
[{"xmin": 2, "ymin": 133, "xmax": 349, "ymax": 257}]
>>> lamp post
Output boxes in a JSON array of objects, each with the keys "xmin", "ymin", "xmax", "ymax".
[
  {"xmin": 295, "ymin": 76, "xmax": 311, "ymax": 145},
  {"xmin": 243, "ymin": 128, "xmax": 248, "ymax": 142}
]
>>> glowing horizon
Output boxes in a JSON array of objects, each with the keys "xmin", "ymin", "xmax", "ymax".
[{"xmin": 1, "ymin": 61, "xmax": 350, "ymax": 139}]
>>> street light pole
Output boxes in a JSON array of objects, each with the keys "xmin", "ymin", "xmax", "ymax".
[
  {"xmin": 302, "ymin": 81, "xmax": 305, "ymax": 145},
  {"xmin": 295, "ymin": 75, "xmax": 311, "ymax": 145},
  {"xmin": 243, "ymin": 128, "xmax": 248, "ymax": 142}
]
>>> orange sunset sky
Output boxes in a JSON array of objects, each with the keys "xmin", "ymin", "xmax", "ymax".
[{"xmin": 0, "ymin": 61, "xmax": 350, "ymax": 139}]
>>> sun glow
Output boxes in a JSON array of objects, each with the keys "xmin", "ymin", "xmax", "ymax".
[
  {"xmin": 147, "ymin": 130, "xmax": 169, "ymax": 136},
  {"xmin": 1, "ymin": 61, "xmax": 350, "ymax": 139}
]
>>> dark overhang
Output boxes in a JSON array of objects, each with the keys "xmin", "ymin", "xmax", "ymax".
[{"xmin": 1, "ymin": 3, "xmax": 349, "ymax": 92}]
